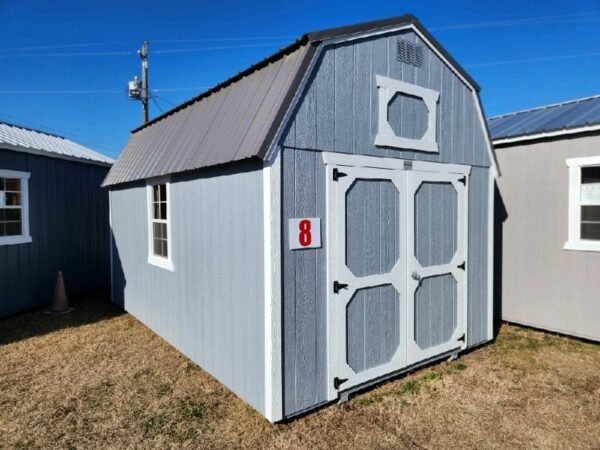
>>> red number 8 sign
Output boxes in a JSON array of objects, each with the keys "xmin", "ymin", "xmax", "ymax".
[
  {"xmin": 289, "ymin": 218, "xmax": 321, "ymax": 250},
  {"xmin": 298, "ymin": 219, "xmax": 312, "ymax": 247}
]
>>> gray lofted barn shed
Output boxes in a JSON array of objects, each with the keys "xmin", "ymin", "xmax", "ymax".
[
  {"xmin": 104, "ymin": 15, "xmax": 497, "ymax": 422},
  {"xmin": 0, "ymin": 122, "xmax": 113, "ymax": 318}
]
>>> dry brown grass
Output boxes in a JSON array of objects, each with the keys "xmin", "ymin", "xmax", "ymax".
[{"xmin": 1, "ymin": 295, "xmax": 599, "ymax": 449}]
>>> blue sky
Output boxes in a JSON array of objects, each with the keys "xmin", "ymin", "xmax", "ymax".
[{"xmin": 0, "ymin": 0, "xmax": 599, "ymax": 158}]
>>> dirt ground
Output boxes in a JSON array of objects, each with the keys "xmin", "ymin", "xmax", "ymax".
[{"xmin": 0, "ymin": 295, "xmax": 599, "ymax": 449}]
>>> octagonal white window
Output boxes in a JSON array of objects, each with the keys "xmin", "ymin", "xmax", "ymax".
[{"xmin": 374, "ymin": 75, "xmax": 439, "ymax": 153}]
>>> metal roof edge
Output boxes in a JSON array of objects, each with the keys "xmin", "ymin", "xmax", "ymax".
[
  {"xmin": 132, "ymin": 14, "xmax": 481, "ymax": 135},
  {"xmin": 492, "ymin": 123, "xmax": 600, "ymax": 147},
  {"xmin": 489, "ymin": 94, "xmax": 600, "ymax": 121},
  {"xmin": 0, "ymin": 143, "xmax": 113, "ymax": 167}
]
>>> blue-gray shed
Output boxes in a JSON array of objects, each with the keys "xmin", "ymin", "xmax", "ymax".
[
  {"xmin": 0, "ymin": 121, "xmax": 114, "ymax": 318},
  {"xmin": 104, "ymin": 14, "xmax": 497, "ymax": 422}
]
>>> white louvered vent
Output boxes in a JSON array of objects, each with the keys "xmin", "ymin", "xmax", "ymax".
[{"xmin": 396, "ymin": 40, "xmax": 423, "ymax": 67}]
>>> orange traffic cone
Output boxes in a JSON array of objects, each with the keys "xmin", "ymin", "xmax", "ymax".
[{"xmin": 45, "ymin": 271, "xmax": 73, "ymax": 315}]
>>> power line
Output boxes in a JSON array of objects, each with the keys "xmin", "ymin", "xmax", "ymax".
[
  {"xmin": 0, "ymin": 41, "xmax": 128, "ymax": 52},
  {"xmin": 0, "ymin": 87, "xmax": 208, "ymax": 95},
  {"xmin": 152, "ymin": 35, "xmax": 295, "ymax": 43},
  {"xmin": 431, "ymin": 12, "xmax": 600, "ymax": 31},
  {"xmin": 151, "ymin": 94, "xmax": 177, "ymax": 107},
  {"xmin": 0, "ymin": 41, "xmax": 288, "ymax": 58},
  {"xmin": 150, "ymin": 96, "xmax": 164, "ymax": 114},
  {"xmin": 465, "ymin": 51, "xmax": 600, "ymax": 68}
]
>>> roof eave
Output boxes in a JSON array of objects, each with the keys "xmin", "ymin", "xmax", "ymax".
[{"xmin": 0, "ymin": 143, "xmax": 113, "ymax": 167}]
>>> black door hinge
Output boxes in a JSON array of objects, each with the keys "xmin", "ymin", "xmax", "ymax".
[
  {"xmin": 334, "ymin": 377, "xmax": 348, "ymax": 390},
  {"xmin": 457, "ymin": 333, "xmax": 466, "ymax": 343},
  {"xmin": 333, "ymin": 168, "xmax": 347, "ymax": 181},
  {"xmin": 458, "ymin": 176, "xmax": 467, "ymax": 185},
  {"xmin": 457, "ymin": 261, "xmax": 466, "ymax": 271},
  {"xmin": 333, "ymin": 281, "xmax": 348, "ymax": 294}
]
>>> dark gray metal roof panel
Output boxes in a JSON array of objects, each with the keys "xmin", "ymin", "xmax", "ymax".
[
  {"xmin": 489, "ymin": 95, "xmax": 600, "ymax": 141},
  {"xmin": 104, "ymin": 14, "xmax": 482, "ymax": 186},
  {"xmin": 103, "ymin": 45, "xmax": 310, "ymax": 186}
]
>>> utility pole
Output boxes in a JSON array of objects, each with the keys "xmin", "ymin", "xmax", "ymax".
[
  {"xmin": 127, "ymin": 41, "xmax": 149, "ymax": 125},
  {"xmin": 139, "ymin": 41, "xmax": 149, "ymax": 124}
]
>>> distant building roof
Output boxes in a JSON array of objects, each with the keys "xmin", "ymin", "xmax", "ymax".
[
  {"xmin": 488, "ymin": 95, "xmax": 600, "ymax": 145},
  {"xmin": 0, "ymin": 121, "xmax": 114, "ymax": 166},
  {"xmin": 103, "ymin": 14, "xmax": 483, "ymax": 187}
]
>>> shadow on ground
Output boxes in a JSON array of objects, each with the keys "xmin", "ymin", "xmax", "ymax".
[{"xmin": 0, "ymin": 290, "xmax": 123, "ymax": 346}]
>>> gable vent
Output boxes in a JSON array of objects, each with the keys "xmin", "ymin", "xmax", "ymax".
[{"xmin": 396, "ymin": 39, "xmax": 423, "ymax": 67}]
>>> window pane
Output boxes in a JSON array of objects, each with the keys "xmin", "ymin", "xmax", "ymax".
[
  {"xmin": 162, "ymin": 239, "xmax": 168, "ymax": 258},
  {"xmin": 160, "ymin": 223, "xmax": 167, "ymax": 240},
  {"xmin": 5, "ymin": 221, "xmax": 21, "ymax": 236},
  {"xmin": 159, "ymin": 184, "xmax": 166, "ymax": 202},
  {"xmin": 154, "ymin": 238, "xmax": 164, "ymax": 256},
  {"xmin": 5, "ymin": 178, "xmax": 20, "ymax": 192},
  {"xmin": 5, "ymin": 192, "xmax": 20, "ymax": 206},
  {"xmin": 582, "ymin": 166, "xmax": 600, "ymax": 184},
  {"xmin": 581, "ymin": 223, "xmax": 600, "ymax": 240},
  {"xmin": 153, "ymin": 185, "xmax": 160, "ymax": 202},
  {"xmin": 581, "ymin": 205, "xmax": 600, "ymax": 222},
  {"xmin": 153, "ymin": 203, "xmax": 160, "ymax": 220},
  {"xmin": 0, "ymin": 222, "xmax": 4, "ymax": 236},
  {"xmin": 153, "ymin": 222, "xmax": 162, "ymax": 239},
  {"xmin": 160, "ymin": 202, "xmax": 167, "ymax": 220},
  {"xmin": 0, "ymin": 177, "xmax": 4, "ymax": 191}
]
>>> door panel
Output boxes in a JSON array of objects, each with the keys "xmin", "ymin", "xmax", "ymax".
[
  {"xmin": 326, "ymin": 158, "xmax": 468, "ymax": 400},
  {"xmin": 407, "ymin": 172, "xmax": 468, "ymax": 365},
  {"xmin": 327, "ymin": 165, "xmax": 406, "ymax": 398}
]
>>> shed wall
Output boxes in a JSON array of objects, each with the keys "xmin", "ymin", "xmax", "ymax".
[
  {"xmin": 495, "ymin": 134, "xmax": 600, "ymax": 341},
  {"xmin": 0, "ymin": 148, "xmax": 110, "ymax": 317},
  {"xmin": 109, "ymin": 160, "xmax": 267, "ymax": 414},
  {"xmin": 280, "ymin": 29, "xmax": 491, "ymax": 417}
]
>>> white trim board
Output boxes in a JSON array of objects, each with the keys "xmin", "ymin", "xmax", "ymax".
[
  {"xmin": 322, "ymin": 152, "xmax": 471, "ymax": 175},
  {"xmin": 263, "ymin": 151, "xmax": 283, "ymax": 422},
  {"xmin": 493, "ymin": 124, "xmax": 600, "ymax": 147}
]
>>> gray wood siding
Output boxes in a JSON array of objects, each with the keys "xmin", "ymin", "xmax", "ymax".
[
  {"xmin": 0, "ymin": 148, "xmax": 110, "ymax": 318},
  {"xmin": 415, "ymin": 274, "xmax": 457, "ymax": 349},
  {"xmin": 495, "ymin": 135, "xmax": 600, "ymax": 341},
  {"xmin": 109, "ymin": 160, "xmax": 266, "ymax": 414},
  {"xmin": 281, "ymin": 29, "xmax": 491, "ymax": 417},
  {"xmin": 283, "ymin": 30, "xmax": 490, "ymax": 168}
]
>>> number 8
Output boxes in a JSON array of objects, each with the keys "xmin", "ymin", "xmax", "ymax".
[{"xmin": 299, "ymin": 219, "xmax": 312, "ymax": 247}]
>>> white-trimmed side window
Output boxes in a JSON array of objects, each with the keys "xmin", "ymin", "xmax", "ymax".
[
  {"xmin": 0, "ymin": 170, "xmax": 31, "ymax": 246},
  {"xmin": 565, "ymin": 156, "xmax": 600, "ymax": 252},
  {"xmin": 147, "ymin": 179, "xmax": 174, "ymax": 270}
]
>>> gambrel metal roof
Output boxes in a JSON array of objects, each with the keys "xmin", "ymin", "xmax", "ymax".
[
  {"xmin": 489, "ymin": 95, "xmax": 600, "ymax": 145},
  {"xmin": 103, "ymin": 14, "xmax": 483, "ymax": 187},
  {"xmin": 0, "ymin": 121, "xmax": 114, "ymax": 166}
]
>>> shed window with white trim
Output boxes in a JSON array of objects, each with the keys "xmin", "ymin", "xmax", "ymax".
[
  {"xmin": 0, "ymin": 170, "xmax": 31, "ymax": 246},
  {"xmin": 565, "ymin": 156, "xmax": 600, "ymax": 252},
  {"xmin": 147, "ymin": 181, "xmax": 174, "ymax": 270}
]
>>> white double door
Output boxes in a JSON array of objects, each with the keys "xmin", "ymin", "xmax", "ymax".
[{"xmin": 325, "ymin": 157, "xmax": 468, "ymax": 398}]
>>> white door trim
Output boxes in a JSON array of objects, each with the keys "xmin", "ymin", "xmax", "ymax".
[
  {"xmin": 322, "ymin": 152, "xmax": 471, "ymax": 176},
  {"xmin": 405, "ymin": 171, "xmax": 469, "ymax": 364},
  {"xmin": 325, "ymin": 163, "xmax": 408, "ymax": 400}
]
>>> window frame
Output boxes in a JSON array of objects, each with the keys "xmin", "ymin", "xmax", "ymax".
[
  {"xmin": 0, "ymin": 169, "xmax": 32, "ymax": 246},
  {"xmin": 146, "ymin": 177, "xmax": 174, "ymax": 271},
  {"xmin": 564, "ymin": 155, "xmax": 600, "ymax": 252}
]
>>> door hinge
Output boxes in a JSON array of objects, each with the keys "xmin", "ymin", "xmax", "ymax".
[
  {"xmin": 458, "ymin": 176, "xmax": 467, "ymax": 185},
  {"xmin": 332, "ymin": 168, "xmax": 347, "ymax": 181},
  {"xmin": 457, "ymin": 261, "xmax": 466, "ymax": 271},
  {"xmin": 334, "ymin": 377, "xmax": 348, "ymax": 390},
  {"xmin": 457, "ymin": 333, "xmax": 466, "ymax": 343},
  {"xmin": 333, "ymin": 281, "xmax": 348, "ymax": 294}
]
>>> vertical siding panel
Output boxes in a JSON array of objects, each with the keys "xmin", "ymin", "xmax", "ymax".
[
  {"xmin": 353, "ymin": 40, "xmax": 373, "ymax": 155},
  {"xmin": 316, "ymin": 50, "xmax": 335, "ymax": 151},
  {"xmin": 334, "ymin": 44, "xmax": 354, "ymax": 153},
  {"xmin": 293, "ymin": 149, "xmax": 317, "ymax": 411}
]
